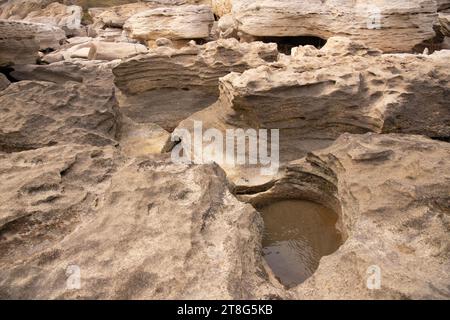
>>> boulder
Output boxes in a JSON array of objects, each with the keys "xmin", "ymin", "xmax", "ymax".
[
  {"xmin": 0, "ymin": 20, "xmax": 39, "ymax": 66},
  {"xmin": 0, "ymin": 0, "xmax": 53, "ymax": 19},
  {"xmin": 112, "ymin": 38, "xmax": 278, "ymax": 130},
  {"xmin": 0, "ymin": 133, "xmax": 448, "ymax": 299},
  {"xmin": 23, "ymin": 2, "xmax": 84, "ymax": 37},
  {"xmin": 231, "ymin": 0, "xmax": 439, "ymax": 53},
  {"xmin": 88, "ymin": 41, "xmax": 148, "ymax": 61},
  {"xmin": 123, "ymin": 5, "xmax": 214, "ymax": 45}
]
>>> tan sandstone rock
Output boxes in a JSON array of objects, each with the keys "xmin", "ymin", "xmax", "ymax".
[
  {"xmin": 212, "ymin": 0, "xmax": 232, "ymax": 16},
  {"xmin": 23, "ymin": 2, "xmax": 84, "ymax": 37},
  {"xmin": 0, "ymin": 80, "xmax": 119, "ymax": 152},
  {"xmin": 0, "ymin": 150, "xmax": 280, "ymax": 299},
  {"xmin": 0, "ymin": 20, "xmax": 39, "ymax": 66},
  {"xmin": 174, "ymin": 37, "xmax": 450, "ymax": 186},
  {"xmin": 0, "ymin": 133, "xmax": 448, "ymax": 299},
  {"xmin": 118, "ymin": 116, "xmax": 171, "ymax": 157},
  {"xmin": 1, "ymin": 19, "xmax": 66, "ymax": 53},
  {"xmin": 123, "ymin": 5, "xmax": 214, "ymax": 45},
  {"xmin": 0, "ymin": 0, "xmax": 53, "ymax": 19},
  {"xmin": 242, "ymin": 133, "xmax": 450, "ymax": 299},
  {"xmin": 113, "ymin": 38, "xmax": 278, "ymax": 130},
  {"xmin": 0, "ymin": 73, "xmax": 10, "ymax": 91},
  {"xmin": 231, "ymin": 0, "xmax": 439, "ymax": 53},
  {"xmin": 88, "ymin": 41, "xmax": 148, "ymax": 61}
]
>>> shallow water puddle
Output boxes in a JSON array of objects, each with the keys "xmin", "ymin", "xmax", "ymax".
[{"xmin": 261, "ymin": 200, "xmax": 342, "ymax": 288}]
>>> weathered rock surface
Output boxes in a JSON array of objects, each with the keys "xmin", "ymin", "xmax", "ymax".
[
  {"xmin": 88, "ymin": 40, "xmax": 148, "ymax": 61},
  {"xmin": 0, "ymin": 0, "xmax": 449, "ymax": 302},
  {"xmin": 0, "ymin": 151, "xmax": 279, "ymax": 299},
  {"xmin": 0, "ymin": 73, "xmax": 10, "ymax": 91},
  {"xmin": 0, "ymin": 20, "xmax": 39, "ymax": 66},
  {"xmin": 437, "ymin": 0, "xmax": 450, "ymax": 10},
  {"xmin": 0, "ymin": 144, "xmax": 118, "ymax": 262},
  {"xmin": 242, "ymin": 133, "xmax": 450, "ymax": 299},
  {"xmin": 0, "ymin": 80, "xmax": 119, "ymax": 152},
  {"xmin": 212, "ymin": 0, "xmax": 232, "ymax": 17},
  {"xmin": 230, "ymin": 0, "xmax": 439, "ymax": 53},
  {"xmin": 87, "ymin": 0, "xmax": 213, "ymax": 30},
  {"xmin": 123, "ymin": 5, "xmax": 214, "ymax": 46},
  {"xmin": 118, "ymin": 117, "xmax": 170, "ymax": 157},
  {"xmin": 10, "ymin": 59, "xmax": 118, "ymax": 88},
  {"xmin": 0, "ymin": 133, "xmax": 448, "ymax": 299},
  {"xmin": 0, "ymin": 19, "xmax": 66, "ymax": 56},
  {"xmin": 23, "ymin": 2, "xmax": 83, "ymax": 36},
  {"xmin": 113, "ymin": 38, "xmax": 278, "ymax": 130},
  {"xmin": 176, "ymin": 37, "xmax": 450, "ymax": 180},
  {"xmin": 0, "ymin": 0, "xmax": 53, "ymax": 19}
]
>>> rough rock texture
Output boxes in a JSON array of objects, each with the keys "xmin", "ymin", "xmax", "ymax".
[
  {"xmin": 0, "ymin": 151, "xmax": 280, "ymax": 299},
  {"xmin": 0, "ymin": 20, "xmax": 39, "ymax": 66},
  {"xmin": 0, "ymin": 19, "xmax": 66, "ymax": 55},
  {"xmin": 10, "ymin": 59, "xmax": 118, "ymax": 88},
  {"xmin": 0, "ymin": 73, "xmax": 10, "ymax": 91},
  {"xmin": 0, "ymin": 0, "xmax": 53, "ymax": 19},
  {"xmin": 0, "ymin": 0, "xmax": 449, "ymax": 302},
  {"xmin": 439, "ymin": 12, "xmax": 450, "ymax": 36},
  {"xmin": 87, "ymin": 0, "xmax": 213, "ymax": 28},
  {"xmin": 40, "ymin": 37, "xmax": 94, "ymax": 62},
  {"xmin": 0, "ymin": 133, "xmax": 448, "ymax": 299},
  {"xmin": 176, "ymin": 37, "xmax": 450, "ymax": 175},
  {"xmin": 118, "ymin": 117, "xmax": 170, "ymax": 157},
  {"xmin": 88, "ymin": 41, "xmax": 148, "ymax": 61},
  {"xmin": 0, "ymin": 144, "xmax": 118, "ymax": 257},
  {"xmin": 113, "ymin": 38, "xmax": 278, "ymax": 130},
  {"xmin": 437, "ymin": 0, "xmax": 450, "ymax": 10},
  {"xmin": 242, "ymin": 133, "xmax": 450, "ymax": 299},
  {"xmin": 0, "ymin": 80, "xmax": 119, "ymax": 152},
  {"xmin": 231, "ymin": 0, "xmax": 439, "ymax": 53},
  {"xmin": 23, "ymin": 2, "xmax": 83, "ymax": 36},
  {"xmin": 123, "ymin": 5, "xmax": 214, "ymax": 45},
  {"xmin": 212, "ymin": 0, "xmax": 232, "ymax": 17}
]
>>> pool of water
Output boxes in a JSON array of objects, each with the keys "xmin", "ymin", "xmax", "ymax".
[{"xmin": 261, "ymin": 200, "xmax": 342, "ymax": 288}]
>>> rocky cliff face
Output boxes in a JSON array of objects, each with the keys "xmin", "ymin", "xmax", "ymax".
[{"xmin": 0, "ymin": 0, "xmax": 449, "ymax": 300}]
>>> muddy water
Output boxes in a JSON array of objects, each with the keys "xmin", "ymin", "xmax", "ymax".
[{"xmin": 261, "ymin": 200, "xmax": 342, "ymax": 288}]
